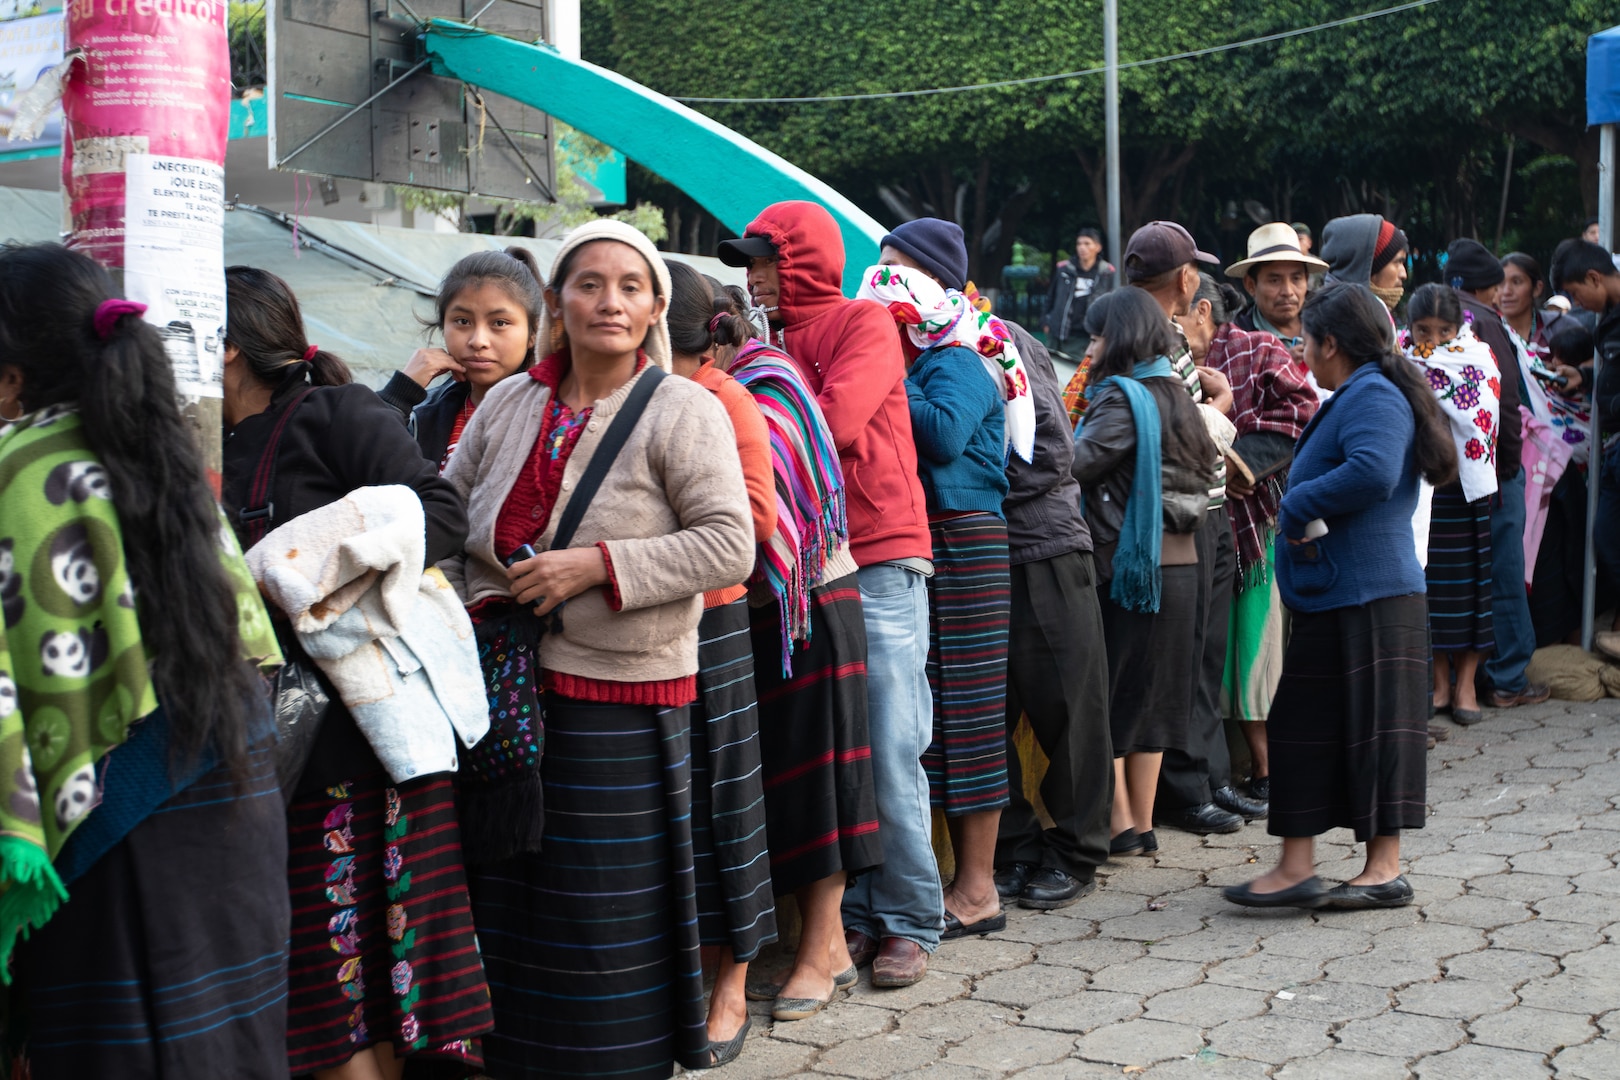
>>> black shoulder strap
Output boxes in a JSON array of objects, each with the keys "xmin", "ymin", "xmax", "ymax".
[
  {"xmin": 239, "ymin": 385, "xmax": 315, "ymax": 547},
  {"xmin": 549, "ymin": 365, "xmax": 667, "ymax": 551}
]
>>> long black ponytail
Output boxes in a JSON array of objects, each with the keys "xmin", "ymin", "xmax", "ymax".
[
  {"xmin": 0, "ymin": 242, "xmax": 260, "ymax": 773},
  {"xmin": 1302, "ymin": 283, "xmax": 1458, "ymax": 486}
]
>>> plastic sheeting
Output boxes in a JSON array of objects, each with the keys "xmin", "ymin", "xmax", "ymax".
[{"xmin": 0, "ymin": 185, "xmax": 742, "ymax": 386}]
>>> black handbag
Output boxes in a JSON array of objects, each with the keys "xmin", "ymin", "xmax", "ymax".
[
  {"xmin": 237, "ymin": 386, "xmax": 332, "ymax": 797},
  {"xmin": 458, "ymin": 366, "xmax": 667, "ymax": 864}
]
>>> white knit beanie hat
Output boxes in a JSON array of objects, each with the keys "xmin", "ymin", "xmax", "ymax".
[{"xmin": 541, "ymin": 219, "xmax": 672, "ymax": 371}]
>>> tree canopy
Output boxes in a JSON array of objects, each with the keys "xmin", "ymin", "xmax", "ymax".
[{"xmin": 586, "ymin": 0, "xmax": 1611, "ymax": 280}]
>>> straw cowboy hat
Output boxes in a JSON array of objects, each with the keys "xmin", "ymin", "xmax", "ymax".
[{"xmin": 1225, "ymin": 222, "xmax": 1330, "ymax": 279}]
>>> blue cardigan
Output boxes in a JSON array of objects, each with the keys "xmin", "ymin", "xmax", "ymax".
[
  {"xmin": 905, "ymin": 343, "xmax": 1009, "ymax": 516},
  {"xmin": 1275, "ymin": 361, "xmax": 1426, "ymax": 613}
]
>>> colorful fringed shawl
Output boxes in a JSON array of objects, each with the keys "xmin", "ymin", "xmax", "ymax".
[{"xmin": 725, "ymin": 340, "xmax": 848, "ymax": 674}]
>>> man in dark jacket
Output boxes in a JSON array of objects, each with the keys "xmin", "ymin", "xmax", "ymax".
[
  {"xmin": 1447, "ymin": 239, "xmax": 1550, "ymax": 710},
  {"xmin": 992, "ymin": 321, "xmax": 1114, "ymax": 910},
  {"xmin": 1560, "ymin": 241, "xmax": 1620, "ymax": 656},
  {"xmin": 1043, "ymin": 228, "xmax": 1115, "ymax": 358}
]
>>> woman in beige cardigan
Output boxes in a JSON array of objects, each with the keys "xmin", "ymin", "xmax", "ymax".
[{"xmin": 442, "ymin": 220, "xmax": 754, "ymax": 1080}]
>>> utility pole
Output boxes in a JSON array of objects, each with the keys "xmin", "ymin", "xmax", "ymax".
[
  {"xmin": 1104, "ymin": 0, "xmax": 1122, "ymax": 272},
  {"xmin": 63, "ymin": 2, "xmax": 230, "ymax": 485}
]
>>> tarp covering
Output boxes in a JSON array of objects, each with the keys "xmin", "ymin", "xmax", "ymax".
[
  {"xmin": 0, "ymin": 186, "xmax": 740, "ymax": 385},
  {"xmin": 1590, "ymin": 25, "xmax": 1620, "ymax": 126}
]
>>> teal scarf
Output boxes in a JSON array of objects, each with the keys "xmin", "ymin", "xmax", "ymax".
[{"xmin": 1082, "ymin": 355, "xmax": 1175, "ymax": 613}]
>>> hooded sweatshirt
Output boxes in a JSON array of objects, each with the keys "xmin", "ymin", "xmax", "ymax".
[
  {"xmin": 742, "ymin": 201, "xmax": 932, "ymax": 567},
  {"xmin": 1320, "ymin": 213, "xmax": 1383, "ymax": 286}
]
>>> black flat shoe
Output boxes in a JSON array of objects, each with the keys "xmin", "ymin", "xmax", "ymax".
[
  {"xmin": 1019, "ymin": 867, "xmax": 1095, "ymax": 910},
  {"xmin": 707, "ymin": 1016, "xmax": 751, "ymax": 1067},
  {"xmin": 1110, "ymin": 829, "xmax": 1145, "ymax": 855},
  {"xmin": 1160, "ymin": 802, "xmax": 1244, "ymax": 834},
  {"xmin": 1247, "ymin": 776, "xmax": 1270, "ymax": 801},
  {"xmin": 941, "ymin": 908, "xmax": 1007, "ymax": 940},
  {"xmin": 1221, "ymin": 876, "xmax": 1328, "ymax": 909},
  {"xmin": 1322, "ymin": 875, "xmax": 1414, "ymax": 910},
  {"xmin": 1138, "ymin": 829, "xmax": 1158, "ymax": 853},
  {"xmin": 1213, "ymin": 785, "xmax": 1269, "ymax": 821},
  {"xmin": 993, "ymin": 861, "xmax": 1037, "ymax": 899}
]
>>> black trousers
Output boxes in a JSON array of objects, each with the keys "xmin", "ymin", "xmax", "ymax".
[
  {"xmin": 996, "ymin": 550, "xmax": 1114, "ymax": 879},
  {"xmin": 1159, "ymin": 505, "xmax": 1236, "ymax": 809}
]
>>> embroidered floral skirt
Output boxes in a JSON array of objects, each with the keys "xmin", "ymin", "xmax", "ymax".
[{"xmin": 285, "ymin": 771, "xmax": 493, "ymax": 1075}]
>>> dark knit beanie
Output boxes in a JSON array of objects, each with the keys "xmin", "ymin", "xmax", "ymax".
[
  {"xmin": 1370, "ymin": 219, "xmax": 1408, "ymax": 276},
  {"xmin": 881, "ymin": 218, "xmax": 969, "ymax": 291},
  {"xmin": 1445, "ymin": 238, "xmax": 1506, "ymax": 291}
]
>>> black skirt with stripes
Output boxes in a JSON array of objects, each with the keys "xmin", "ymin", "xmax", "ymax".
[
  {"xmin": 1268, "ymin": 592, "xmax": 1430, "ymax": 841},
  {"xmin": 1425, "ymin": 484, "xmax": 1495, "ymax": 653},
  {"xmin": 691, "ymin": 600, "xmax": 778, "ymax": 961},
  {"xmin": 285, "ymin": 770, "xmax": 493, "ymax": 1075},
  {"xmin": 922, "ymin": 514, "xmax": 1013, "ymax": 815},
  {"xmin": 12, "ymin": 744, "xmax": 290, "ymax": 1080},
  {"xmin": 470, "ymin": 699, "xmax": 710, "ymax": 1080},
  {"xmin": 749, "ymin": 574, "xmax": 884, "ymax": 897}
]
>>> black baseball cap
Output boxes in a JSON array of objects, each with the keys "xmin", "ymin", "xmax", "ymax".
[
  {"xmin": 1124, "ymin": 221, "xmax": 1219, "ymax": 281},
  {"xmin": 717, "ymin": 235, "xmax": 778, "ymax": 267}
]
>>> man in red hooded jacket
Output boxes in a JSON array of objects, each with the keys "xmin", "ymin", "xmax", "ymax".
[{"xmin": 722, "ymin": 201, "xmax": 942, "ymax": 989}]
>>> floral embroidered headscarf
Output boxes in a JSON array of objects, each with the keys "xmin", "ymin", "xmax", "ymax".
[{"xmin": 857, "ymin": 264, "xmax": 1036, "ymax": 462}]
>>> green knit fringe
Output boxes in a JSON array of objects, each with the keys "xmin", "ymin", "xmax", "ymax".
[{"xmin": 0, "ymin": 835, "xmax": 67, "ymax": 985}]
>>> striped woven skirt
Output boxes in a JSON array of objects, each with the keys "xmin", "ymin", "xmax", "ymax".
[
  {"xmin": 1268, "ymin": 593, "xmax": 1430, "ymax": 841},
  {"xmin": 470, "ymin": 699, "xmax": 710, "ymax": 1080},
  {"xmin": 750, "ymin": 574, "xmax": 884, "ymax": 897},
  {"xmin": 11, "ymin": 745, "xmax": 289, "ymax": 1080},
  {"xmin": 286, "ymin": 771, "xmax": 492, "ymax": 1075},
  {"xmin": 1425, "ymin": 484, "xmax": 1494, "ymax": 653},
  {"xmin": 691, "ymin": 600, "xmax": 778, "ymax": 960},
  {"xmin": 922, "ymin": 513, "xmax": 1012, "ymax": 814}
]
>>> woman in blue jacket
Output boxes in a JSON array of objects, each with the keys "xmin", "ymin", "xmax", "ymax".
[
  {"xmin": 1224, "ymin": 284, "xmax": 1457, "ymax": 911},
  {"xmin": 862, "ymin": 217, "xmax": 1036, "ymax": 934}
]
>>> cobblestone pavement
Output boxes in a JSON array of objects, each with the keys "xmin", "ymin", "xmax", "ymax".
[{"xmin": 708, "ymin": 698, "xmax": 1620, "ymax": 1078}]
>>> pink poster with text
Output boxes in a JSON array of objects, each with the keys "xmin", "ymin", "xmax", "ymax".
[{"xmin": 62, "ymin": 0, "xmax": 230, "ymax": 268}]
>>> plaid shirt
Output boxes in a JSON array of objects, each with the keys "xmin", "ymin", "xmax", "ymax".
[{"xmin": 1206, "ymin": 322, "xmax": 1318, "ymax": 574}]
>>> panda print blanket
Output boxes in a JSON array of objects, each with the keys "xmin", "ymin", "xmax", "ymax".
[{"xmin": 0, "ymin": 405, "xmax": 279, "ymax": 975}]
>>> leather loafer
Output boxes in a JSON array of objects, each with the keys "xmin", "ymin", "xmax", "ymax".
[
  {"xmin": 1221, "ymin": 876, "xmax": 1328, "ymax": 909},
  {"xmin": 1322, "ymin": 875, "xmax": 1414, "ymax": 909},
  {"xmin": 1138, "ymin": 828, "xmax": 1158, "ymax": 854},
  {"xmin": 993, "ymin": 861, "xmax": 1037, "ymax": 899},
  {"xmin": 871, "ymin": 937, "xmax": 928, "ymax": 988},
  {"xmin": 1213, "ymin": 785, "xmax": 1269, "ymax": 821},
  {"xmin": 1489, "ymin": 683, "xmax": 1552, "ymax": 708},
  {"xmin": 845, "ymin": 928, "xmax": 878, "ymax": 969},
  {"xmin": 1110, "ymin": 829, "xmax": 1145, "ymax": 856},
  {"xmin": 1019, "ymin": 866, "xmax": 1095, "ymax": 910},
  {"xmin": 1159, "ymin": 802, "xmax": 1244, "ymax": 834}
]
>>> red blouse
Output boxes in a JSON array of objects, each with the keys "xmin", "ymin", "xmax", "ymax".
[{"xmin": 488, "ymin": 351, "xmax": 694, "ymax": 707}]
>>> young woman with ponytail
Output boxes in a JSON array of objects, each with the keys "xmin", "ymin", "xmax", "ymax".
[
  {"xmin": 661, "ymin": 259, "xmax": 776, "ymax": 1064},
  {"xmin": 0, "ymin": 243, "xmax": 288, "ymax": 1078},
  {"xmin": 219, "ymin": 265, "xmax": 493, "ymax": 1080},
  {"xmin": 707, "ymin": 280, "xmax": 883, "ymax": 1025},
  {"xmin": 1224, "ymin": 283, "xmax": 1457, "ymax": 913},
  {"xmin": 379, "ymin": 246, "xmax": 546, "ymax": 469}
]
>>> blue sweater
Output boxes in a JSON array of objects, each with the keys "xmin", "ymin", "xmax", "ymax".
[
  {"xmin": 1275, "ymin": 362, "xmax": 1426, "ymax": 613},
  {"xmin": 905, "ymin": 343, "xmax": 1009, "ymax": 516}
]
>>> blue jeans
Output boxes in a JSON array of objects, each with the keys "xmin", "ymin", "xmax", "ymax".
[
  {"xmin": 842, "ymin": 564, "xmax": 943, "ymax": 951},
  {"xmin": 1484, "ymin": 467, "xmax": 1535, "ymax": 693}
]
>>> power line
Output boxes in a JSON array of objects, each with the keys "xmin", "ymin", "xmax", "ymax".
[{"xmin": 672, "ymin": 0, "xmax": 1445, "ymax": 105}]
